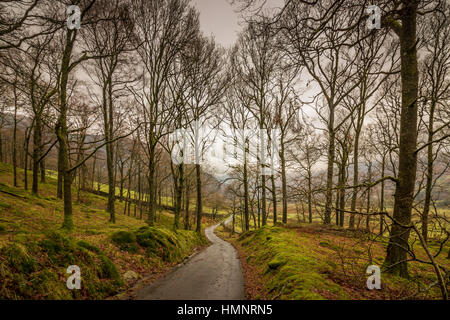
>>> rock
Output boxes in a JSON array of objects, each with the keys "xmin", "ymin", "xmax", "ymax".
[{"xmin": 123, "ymin": 270, "xmax": 139, "ymax": 282}]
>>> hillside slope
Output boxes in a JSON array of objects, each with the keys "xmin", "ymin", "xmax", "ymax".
[{"xmin": 0, "ymin": 163, "xmax": 207, "ymax": 299}]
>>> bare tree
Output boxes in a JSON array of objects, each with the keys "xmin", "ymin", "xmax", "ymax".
[
  {"xmin": 129, "ymin": 0, "xmax": 198, "ymax": 225},
  {"xmin": 83, "ymin": 0, "xmax": 134, "ymax": 223}
]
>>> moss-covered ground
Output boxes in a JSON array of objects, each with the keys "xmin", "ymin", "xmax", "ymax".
[
  {"xmin": 216, "ymin": 222, "xmax": 449, "ymax": 300},
  {"xmin": 0, "ymin": 162, "xmax": 207, "ymax": 299}
]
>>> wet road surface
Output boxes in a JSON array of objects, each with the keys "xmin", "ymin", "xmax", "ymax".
[{"xmin": 135, "ymin": 219, "xmax": 245, "ymax": 300}]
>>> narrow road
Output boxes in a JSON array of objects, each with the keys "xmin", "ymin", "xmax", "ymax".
[{"xmin": 135, "ymin": 219, "xmax": 245, "ymax": 300}]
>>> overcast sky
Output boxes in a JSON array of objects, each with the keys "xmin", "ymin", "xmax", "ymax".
[
  {"xmin": 186, "ymin": 1, "xmax": 322, "ymax": 176},
  {"xmin": 192, "ymin": 0, "xmax": 242, "ymax": 48}
]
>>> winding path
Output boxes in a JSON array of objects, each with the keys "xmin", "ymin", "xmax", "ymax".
[{"xmin": 135, "ymin": 219, "xmax": 245, "ymax": 300}]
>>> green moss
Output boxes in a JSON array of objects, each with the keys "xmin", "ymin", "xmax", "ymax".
[
  {"xmin": 77, "ymin": 240, "xmax": 104, "ymax": 255},
  {"xmin": 99, "ymin": 254, "xmax": 122, "ymax": 284},
  {"xmin": 0, "ymin": 201, "xmax": 12, "ymax": 210},
  {"xmin": 0, "ymin": 163, "xmax": 209, "ymax": 300},
  {"xmin": 111, "ymin": 231, "xmax": 138, "ymax": 253},
  {"xmin": 319, "ymin": 240, "xmax": 331, "ymax": 248},
  {"xmin": 14, "ymin": 232, "xmax": 33, "ymax": 243},
  {"xmin": 268, "ymin": 257, "xmax": 287, "ymax": 270},
  {"xmin": 0, "ymin": 231, "xmax": 126, "ymax": 299},
  {"xmin": 136, "ymin": 227, "xmax": 206, "ymax": 262},
  {"xmin": 135, "ymin": 229, "xmax": 159, "ymax": 249},
  {"xmin": 76, "ymin": 240, "xmax": 122, "ymax": 284},
  {"xmin": 237, "ymin": 226, "xmax": 349, "ymax": 300},
  {"xmin": 39, "ymin": 231, "xmax": 78, "ymax": 266},
  {"xmin": 1, "ymin": 244, "xmax": 37, "ymax": 274}
]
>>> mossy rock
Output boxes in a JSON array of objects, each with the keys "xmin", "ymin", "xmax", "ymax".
[
  {"xmin": 111, "ymin": 231, "xmax": 138, "ymax": 253},
  {"xmin": 39, "ymin": 231, "xmax": 78, "ymax": 266},
  {"xmin": 98, "ymin": 254, "xmax": 122, "ymax": 284},
  {"xmin": 77, "ymin": 240, "xmax": 104, "ymax": 255},
  {"xmin": 136, "ymin": 228, "xmax": 172, "ymax": 260},
  {"xmin": 135, "ymin": 229, "xmax": 160, "ymax": 248},
  {"xmin": 135, "ymin": 227, "xmax": 202, "ymax": 263}
]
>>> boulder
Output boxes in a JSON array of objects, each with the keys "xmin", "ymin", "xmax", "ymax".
[{"xmin": 123, "ymin": 270, "xmax": 139, "ymax": 282}]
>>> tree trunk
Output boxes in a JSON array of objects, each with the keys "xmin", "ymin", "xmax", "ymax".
[
  {"xmin": 57, "ymin": 146, "xmax": 63, "ymax": 198},
  {"xmin": 385, "ymin": 3, "xmax": 419, "ymax": 278},
  {"xmin": 232, "ymin": 212, "xmax": 235, "ymax": 235},
  {"xmin": 195, "ymin": 163, "xmax": 202, "ymax": 233},
  {"xmin": 422, "ymin": 101, "xmax": 435, "ymax": 243},
  {"xmin": 308, "ymin": 170, "xmax": 313, "ymax": 223},
  {"xmin": 339, "ymin": 166, "xmax": 345, "ymax": 228},
  {"xmin": 119, "ymin": 162, "xmax": 124, "ymax": 202},
  {"xmin": 13, "ymin": 102, "xmax": 18, "ymax": 187},
  {"xmin": 324, "ymin": 122, "xmax": 335, "ymax": 224},
  {"xmin": 56, "ymin": 29, "xmax": 76, "ymax": 231},
  {"xmin": 106, "ymin": 141, "xmax": 115, "ymax": 223},
  {"xmin": 40, "ymin": 158, "xmax": 45, "ymax": 183},
  {"xmin": 335, "ymin": 184, "xmax": 340, "ymax": 226},
  {"xmin": 147, "ymin": 147, "xmax": 156, "ymax": 225},
  {"xmin": 379, "ymin": 155, "xmax": 386, "ymax": 236},
  {"xmin": 366, "ymin": 163, "xmax": 372, "ymax": 232},
  {"xmin": 185, "ymin": 182, "xmax": 190, "ymax": 230},
  {"xmin": 0, "ymin": 129, "xmax": 2, "ymax": 162},
  {"xmin": 257, "ymin": 185, "xmax": 261, "ymax": 228},
  {"xmin": 105, "ymin": 144, "xmax": 115, "ymax": 222},
  {"xmin": 261, "ymin": 174, "xmax": 267, "ymax": 226},
  {"xmin": 91, "ymin": 153, "xmax": 96, "ymax": 190},
  {"xmin": 32, "ymin": 116, "xmax": 41, "ymax": 194},
  {"xmin": 271, "ymin": 174, "xmax": 277, "ymax": 225},
  {"xmin": 125, "ymin": 154, "xmax": 134, "ymax": 216},
  {"xmin": 243, "ymin": 155, "xmax": 250, "ymax": 231},
  {"xmin": 138, "ymin": 163, "xmax": 142, "ymax": 219},
  {"xmin": 349, "ymin": 132, "xmax": 360, "ymax": 228},
  {"xmin": 280, "ymin": 141, "xmax": 288, "ymax": 224},
  {"xmin": 24, "ymin": 127, "xmax": 31, "ymax": 190},
  {"xmin": 174, "ymin": 163, "xmax": 183, "ymax": 229},
  {"xmin": 251, "ymin": 205, "xmax": 257, "ymax": 230}
]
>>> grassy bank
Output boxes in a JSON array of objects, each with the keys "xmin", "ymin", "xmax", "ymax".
[
  {"xmin": 0, "ymin": 162, "xmax": 207, "ymax": 299},
  {"xmin": 217, "ymin": 223, "xmax": 449, "ymax": 300}
]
